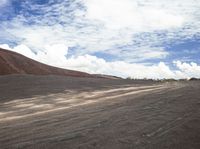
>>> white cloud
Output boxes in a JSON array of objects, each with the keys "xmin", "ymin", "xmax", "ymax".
[
  {"xmin": 36, "ymin": 44, "xmax": 69, "ymax": 66},
  {"xmin": 0, "ymin": 43, "xmax": 69, "ymax": 67},
  {"xmin": 85, "ymin": 0, "xmax": 184, "ymax": 30},
  {"xmin": 0, "ymin": 44, "xmax": 10, "ymax": 50},
  {"xmin": 174, "ymin": 61, "xmax": 200, "ymax": 78},
  {"xmin": 66, "ymin": 58, "xmax": 176, "ymax": 79},
  {"xmin": 1, "ymin": 0, "xmax": 200, "ymax": 79},
  {"xmin": 1, "ymin": 44, "xmax": 200, "ymax": 79},
  {"xmin": 2, "ymin": 0, "xmax": 199, "ymax": 62}
]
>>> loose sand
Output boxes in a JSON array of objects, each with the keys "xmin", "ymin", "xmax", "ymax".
[{"xmin": 0, "ymin": 75, "xmax": 200, "ymax": 149}]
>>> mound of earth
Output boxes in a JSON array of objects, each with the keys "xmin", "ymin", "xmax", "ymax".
[{"xmin": 0, "ymin": 48, "xmax": 93, "ymax": 77}]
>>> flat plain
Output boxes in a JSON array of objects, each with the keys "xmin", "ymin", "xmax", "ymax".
[{"xmin": 0, "ymin": 75, "xmax": 200, "ymax": 149}]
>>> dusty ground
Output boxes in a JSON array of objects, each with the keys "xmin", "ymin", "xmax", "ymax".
[{"xmin": 0, "ymin": 75, "xmax": 200, "ymax": 149}]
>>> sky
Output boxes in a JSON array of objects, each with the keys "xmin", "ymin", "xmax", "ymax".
[{"xmin": 0, "ymin": 0, "xmax": 200, "ymax": 79}]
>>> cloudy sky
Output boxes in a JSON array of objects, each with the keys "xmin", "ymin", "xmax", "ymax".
[{"xmin": 0, "ymin": 0, "xmax": 200, "ymax": 79}]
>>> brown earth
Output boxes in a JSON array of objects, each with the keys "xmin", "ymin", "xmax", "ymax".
[
  {"xmin": 0, "ymin": 48, "xmax": 94, "ymax": 77},
  {"xmin": 0, "ymin": 75, "xmax": 200, "ymax": 149}
]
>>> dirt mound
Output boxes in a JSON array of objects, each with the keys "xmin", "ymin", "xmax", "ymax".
[{"xmin": 0, "ymin": 48, "xmax": 93, "ymax": 77}]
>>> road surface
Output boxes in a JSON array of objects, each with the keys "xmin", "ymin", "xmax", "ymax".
[{"xmin": 0, "ymin": 75, "xmax": 200, "ymax": 149}]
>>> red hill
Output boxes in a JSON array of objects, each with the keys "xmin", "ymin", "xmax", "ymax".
[{"xmin": 0, "ymin": 48, "xmax": 93, "ymax": 77}]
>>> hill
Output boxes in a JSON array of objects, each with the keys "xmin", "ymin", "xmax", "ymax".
[{"xmin": 0, "ymin": 48, "xmax": 94, "ymax": 77}]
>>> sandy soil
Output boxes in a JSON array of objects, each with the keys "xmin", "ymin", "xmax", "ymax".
[{"xmin": 0, "ymin": 75, "xmax": 200, "ymax": 149}]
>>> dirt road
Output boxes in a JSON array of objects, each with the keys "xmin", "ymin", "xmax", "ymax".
[{"xmin": 0, "ymin": 75, "xmax": 200, "ymax": 149}]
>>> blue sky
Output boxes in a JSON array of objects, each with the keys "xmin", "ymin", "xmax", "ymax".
[{"xmin": 0, "ymin": 0, "xmax": 200, "ymax": 79}]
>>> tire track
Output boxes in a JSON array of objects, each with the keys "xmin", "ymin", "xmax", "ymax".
[{"xmin": 0, "ymin": 85, "xmax": 165, "ymax": 122}]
